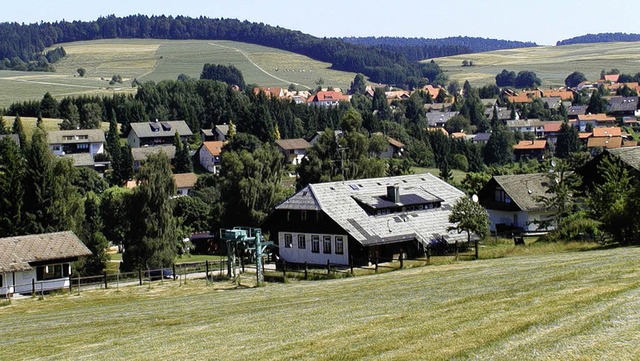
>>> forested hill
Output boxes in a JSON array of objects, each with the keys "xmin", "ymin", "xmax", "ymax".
[
  {"xmin": 556, "ymin": 33, "xmax": 640, "ymax": 46},
  {"xmin": 343, "ymin": 36, "xmax": 537, "ymax": 60},
  {"xmin": 0, "ymin": 14, "xmax": 440, "ymax": 86}
]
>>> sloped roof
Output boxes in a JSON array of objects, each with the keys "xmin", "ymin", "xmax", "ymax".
[
  {"xmin": 608, "ymin": 96, "xmax": 638, "ymax": 112},
  {"xmin": 0, "ymin": 231, "xmax": 91, "ymax": 272},
  {"xmin": 131, "ymin": 145, "xmax": 176, "ymax": 161},
  {"xmin": 202, "ymin": 141, "xmax": 225, "ymax": 156},
  {"xmin": 48, "ymin": 129, "xmax": 105, "ymax": 144},
  {"xmin": 272, "ymin": 173, "xmax": 468, "ymax": 246},
  {"xmin": 275, "ymin": 138, "xmax": 311, "ymax": 151},
  {"xmin": 606, "ymin": 146, "xmax": 640, "ymax": 171},
  {"xmin": 568, "ymin": 105, "xmax": 588, "ymax": 116},
  {"xmin": 587, "ymin": 136, "xmax": 622, "ymax": 149},
  {"xmin": 592, "ymin": 127, "xmax": 622, "ymax": 137},
  {"xmin": 129, "ymin": 121, "xmax": 193, "ymax": 139},
  {"xmin": 61, "ymin": 153, "xmax": 95, "ymax": 167},
  {"xmin": 513, "ymin": 140, "xmax": 547, "ymax": 150},
  {"xmin": 215, "ymin": 124, "xmax": 229, "ymax": 136},
  {"xmin": 541, "ymin": 89, "xmax": 574, "ymax": 101},
  {"xmin": 506, "ymin": 119, "xmax": 545, "ymax": 128},
  {"xmin": 173, "ymin": 173, "xmax": 198, "ymax": 189},
  {"xmin": 492, "ymin": 173, "xmax": 549, "ymax": 212},
  {"xmin": 426, "ymin": 111, "xmax": 459, "ymax": 126},
  {"xmin": 577, "ymin": 113, "xmax": 615, "ymax": 122},
  {"xmin": 543, "ymin": 122, "xmax": 563, "ymax": 133}
]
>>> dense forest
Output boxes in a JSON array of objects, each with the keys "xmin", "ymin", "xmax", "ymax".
[
  {"xmin": 556, "ymin": 32, "xmax": 640, "ymax": 46},
  {"xmin": 0, "ymin": 14, "xmax": 444, "ymax": 86},
  {"xmin": 343, "ymin": 36, "xmax": 537, "ymax": 60}
]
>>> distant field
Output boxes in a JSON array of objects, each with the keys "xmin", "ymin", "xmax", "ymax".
[
  {"xmin": 2, "ymin": 246, "xmax": 640, "ymax": 360},
  {"xmin": 0, "ymin": 39, "xmax": 357, "ymax": 108},
  {"xmin": 435, "ymin": 41, "xmax": 640, "ymax": 87}
]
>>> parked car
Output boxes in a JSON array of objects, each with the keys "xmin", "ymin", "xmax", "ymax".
[{"xmin": 149, "ymin": 268, "xmax": 176, "ymax": 280}]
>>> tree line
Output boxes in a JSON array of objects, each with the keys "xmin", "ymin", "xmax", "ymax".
[{"xmin": 556, "ymin": 32, "xmax": 640, "ymax": 46}]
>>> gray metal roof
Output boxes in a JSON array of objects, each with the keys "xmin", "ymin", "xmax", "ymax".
[
  {"xmin": 47, "ymin": 129, "xmax": 105, "ymax": 144},
  {"xmin": 426, "ymin": 111, "xmax": 459, "ymax": 127},
  {"xmin": 129, "ymin": 121, "xmax": 193, "ymax": 139},
  {"xmin": 0, "ymin": 231, "xmax": 92, "ymax": 272},
  {"xmin": 506, "ymin": 119, "xmax": 545, "ymax": 128},
  {"xmin": 606, "ymin": 146, "xmax": 640, "ymax": 172},
  {"xmin": 276, "ymin": 173, "xmax": 468, "ymax": 246},
  {"xmin": 492, "ymin": 173, "xmax": 549, "ymax": 212},
  {"xmin": 61, "ymin": 153, "xmax": 95, "ymax": 167},
  {"xmin": 131, "ymin": 145, "xmax": 176, "ymax": 161}
]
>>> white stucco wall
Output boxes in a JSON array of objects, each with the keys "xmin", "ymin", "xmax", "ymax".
[
  {"xmin": 278, "ymin": 232, "xmax": 349, "ymax": 266},
  {"xmin": 488, "ymin": 209, "xmax": 554, "ymax": 232}
]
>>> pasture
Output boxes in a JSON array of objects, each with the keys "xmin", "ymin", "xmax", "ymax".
[
  {"xmin": 435, "ymin": 41, "xmax": 640, "ymax": 87},
  {"xmin": 0, "ymin": 39, "xmax": 357, "ymax": 108},
  {"xmin": 2, "ymin": 245, "xmax": 639, "ymax": 360}
]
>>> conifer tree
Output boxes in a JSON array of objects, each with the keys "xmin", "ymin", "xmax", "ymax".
[
  {"xmin": 12, "ymin": 115, "xmax": 26, "ymax": 149},
  {"xmin": 122, "ymin": 152, "xmax": 179, "ymax": 271},
  {"xmin": 0, "ymin": 137, "xmax": 25, "ymax": 236}
]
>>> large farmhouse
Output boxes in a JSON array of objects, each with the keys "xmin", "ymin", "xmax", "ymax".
[
  {"xmin": 261, "ymin": 173, "xmax": 469, "ymax": 267},
  {"xmin": 0, "ymin": 231, "xmax": 92, "ymax": 296},
  {"xmin": 127, "ymin": 120, "xmax": 193, "ymax": 148}
]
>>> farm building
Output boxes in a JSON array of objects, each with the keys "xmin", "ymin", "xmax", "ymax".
[
  {"xmin": 0, "ymin": 231, "xmax": 92, "ymax": 296},
  {"xmin": 261, "ymin": 173, "xmax": 470, "ymax": 267}
]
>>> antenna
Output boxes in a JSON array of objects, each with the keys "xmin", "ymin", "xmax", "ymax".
[{"xmin": 471, "ymin": 194, "xmax": 479, "ymax": 203}]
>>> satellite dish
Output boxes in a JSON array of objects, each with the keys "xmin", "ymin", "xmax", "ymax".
[{"xmin": 472, "ymin": 194, "xmax": 479, "ymax": 203}]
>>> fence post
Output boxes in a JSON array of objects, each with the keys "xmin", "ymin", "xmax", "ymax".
[
  {"xmin": 103, "ymin": 272, "xmax": 108, "ymax": 289},
  {"xmin": 327, "ymin": 259, "xmax": 331, "ymax": 274},
  {"xmin": 173, "ymin": 264, "xmax": 177, "ymax": 281},
  {"xmin": 77, "ymin": 273, "xmax": 81, "ymax": 295},
  {"xmin": 205, "ymin": 260, "xmax": 209, "ymax": 284},
  {"xmin": 455, "ymin": 241, "xmax": 459, "ymax": 261},
  {"xmin": 282, "ymin": 261, "xmax": 286, "ymax": 280},
  {"xmin": 375, "ymin": 257, "xmax": 378, "ymax": 273},
  {"xmin": 475, "ymin": 239, "xmax": 479, "ymax": 260},
  {"xmin": 304, "ymin": 262, "xmax": 308, "ymax": 280},
  {"xmin": 32, "ymin": 279, "xmax": 35, "ymax": 295},
  {"xmin": 350, "ymin": 255, "xmax": 354, "ymax": 275},
  {"xmin": 138, "ymin": 269, "xmax": 142, "ymax": 286},
  {"xmin": 399, "ymin": 248, "xmax": 404, "ymax": 269}
]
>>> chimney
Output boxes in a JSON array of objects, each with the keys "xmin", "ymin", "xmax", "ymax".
[{"xmin": 387, "ymin": 185, "xmax": 400, "ymax": 203}]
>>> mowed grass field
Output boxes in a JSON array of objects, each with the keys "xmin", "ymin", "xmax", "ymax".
[
  {"xmin": 0, "ymin": 39, "xmax": 356, "ymax": 108},
  {"xmin": 2, "ymin": 246, "xmax": 640, "ymax": 360},
  {"xmin": 435, "ymin": 41, "xmax": 640, "ymax": 87}
]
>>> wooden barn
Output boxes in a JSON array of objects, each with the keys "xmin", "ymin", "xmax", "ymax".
[
  {"xmin": 0, "ymin": 231, "xmax": 92, "ymax": 296},
  {"xmin": 261, "ymin": 174, "xmax": 469, "ymax": 267}
]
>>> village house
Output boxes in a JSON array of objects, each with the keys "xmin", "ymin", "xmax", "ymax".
[
  {"xmin": 505, "ymin": 119, "xmax": 545, "ymax": 137},
  {"xmin": 540, "ymin": 89, "xmax": 574, "ymax": 101},
  {"xmin": 131, "ymin": 145, "xmax": 175, "ymax": 171},
  {"xmin": 567, "ymin": 105, "xmax": 588, "ymax": 119},
  {"xmin": 0, "ymin": 231, "xmax": 91, "ymax": 296},
  {"xmin": 576, "ymin": 113, "xmax": 616, "ymax": 131},
  {"xmin": 586, "ymin": 127, "xmax": 624, "ymax": 151},
  {"xmin": 607, "ymin": 96, "xmax": 639, "ymax": 117},
  {"xmin": 127, "ymin": 120, "xmax": 193, "ymax": 148},
  {"xmin": 372, "ymin": 133, "xmax": 405, "ymax": 158},
  {"xmin": 580, "ymin": 146, "xmax": 640, "ymax": 190},
  {"xmin": 541, "ymin": 121, "xmax": 563, "ymax": 144},
  {"xmin": 173, "ymin": 173, "xmax": 198, "ymax": 197},
  {"xmin": 48, "ymin": 129, "xmax": 105, "ymax": 156},
  {"xmin": 484, "ymin": 107, "xmax": 518, "ymax": 121},
  {"xmin": 275, "ymin": 138, "xmax": 312, "ymax": 165},
  {"xmin": 426, "ymin": 111, "xmax": 460, "ymax": 128},
  {"xmin": 198, "ymin": 141, "xmax": 225, "ymax": 173},
  {"xmin": 261, "ymin": 173, "xmax": 471, "ymax": 267},
  {"xmin": 513, "ymin": 140, "xmax": 547, "ymax": 161},
  {"xmin": 478, "ymin": 173, "xmax": 555, "ymax": 235},
  {"xmin": 307, "ymin": 90, "xmax": 350, "ymax": 106}
]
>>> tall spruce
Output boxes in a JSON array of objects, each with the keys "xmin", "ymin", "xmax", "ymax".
[
  {"xmin": 0, "ymin": 137, "xmax": 25, "ymax": 236},
  {"xmin": 122, "ymin": 152, "xmax": 179, "ymax": 271},
  {"xmin": 12, "ymin": 115, "xmax": 26, "ymax": 149},
  {"xmin": 76, "ymin": 192, "xmax": 109, "ymax": 275},
  {"xmin": 173, "ymin": 132, "xmax": 193, "ymax": 173}
]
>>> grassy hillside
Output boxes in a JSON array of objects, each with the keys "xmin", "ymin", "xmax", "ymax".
[
  {"xmin": 435, "ymin": 41, "xmax": 640, "ymax": 87},
  {"xmin": 2, "ymin": 246, "xmax": 640, "ymax": 360},
  {"xmin": 0, "ymin": 39, "xmax": 357, "ymax": 108}
]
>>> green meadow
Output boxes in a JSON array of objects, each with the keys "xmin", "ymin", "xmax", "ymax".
[
  {"xmin": 0, "ymin": 39, "xmax": 357, "ymax": 108},
  {"xmin": 2, "ymin": 244, "xmax": 639, "ymax": 360},
  {"xmin": 435, "ymin": 41, "xmax": 640, "ymax": 87}
]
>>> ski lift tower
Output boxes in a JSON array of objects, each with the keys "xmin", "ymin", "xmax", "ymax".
[{"xmin": 220, "ymin": 227, "xmax": 272, "ymax": 285}]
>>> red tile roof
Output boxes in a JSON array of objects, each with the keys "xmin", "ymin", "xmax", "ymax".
[
  {"xmin": 577, "ymin": 113, "xmax": 616, "ymax": 122},
  {"xmin": 592, "ymin": 127, "xmax": 622, "ymax": 137},
  {"xmin": 543, "ymin": 122, "xmax": 563, "ymax": 133},
  {"xmin": 513, "ymin": 140, "xmax": 547, "ymax": 150},
  {"xmin": 587, "ymin": 136, "xmax": 622, "ymax": 149},
  {"xmin": 202, "ymin": 141, "xmax": 225, "ymax": 156},
  {"xmin": 173, "ymin": 173, "xmax": 198, "ymax": 189}
]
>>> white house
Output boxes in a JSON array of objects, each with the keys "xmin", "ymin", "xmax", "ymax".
[
  {"xmin": 173, "ymin": 173, "xmax": 198, "ymax": 197},
  {"xmin": 47, "ymin": 129, "xmax": 105, "ymax": 156},
  {"xmin": 275, "ymin": 138, "xmax": 311, "ymax": 165},
  {"xmin": 262, "ymin": 173, "xmax": 471, "ymax": 267},
  {"xmin": 198, "ymin": 141, "xmax": 225, "ymax": 173},
  {"xmin": 0, "ymin": 231, "xmax": 92, "ymax": 296},
  {"xmin": 131, "ymin": 145, "xmax": 176, "ymax": 171},
  {"xmin": 478, "ymin": 173, "xmax": 554, "ymax": 234}
]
